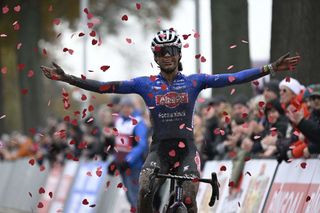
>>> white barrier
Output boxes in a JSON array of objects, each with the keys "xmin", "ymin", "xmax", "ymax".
[
  {"xmin": 197, "ymin": 159, "xmax": 277, "ymax": 213},
  {"xmin": 1, "ymin": 158, "xmax": 320, "ymax": 212},
  {"xmin": 263, "ymin": 159, "xmax": 320, "ymax": 213}
]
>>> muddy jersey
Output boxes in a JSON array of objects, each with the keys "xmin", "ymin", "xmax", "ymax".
[{"xmin": 68, "ymin": 67, "xmax": 266, "ymax": 140}]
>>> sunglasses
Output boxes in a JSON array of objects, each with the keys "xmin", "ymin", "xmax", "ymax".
[{"xmin": 154, "ymin": 46, "xmax": 180, "ymax": 57}]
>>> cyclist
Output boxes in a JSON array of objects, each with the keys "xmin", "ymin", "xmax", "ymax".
[{"xmin": 40, "ymin": 29, "xmax": 300, "ymax": 213}]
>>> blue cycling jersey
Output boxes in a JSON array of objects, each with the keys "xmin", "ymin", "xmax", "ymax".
[{"xmin": 68, "ymin": 67, "xmax": 267, "ymax": 140}]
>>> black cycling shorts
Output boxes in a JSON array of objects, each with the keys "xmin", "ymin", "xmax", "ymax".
[{"xmin": 142, "ymin": 138, "xmax": 201, "ymax": 177}]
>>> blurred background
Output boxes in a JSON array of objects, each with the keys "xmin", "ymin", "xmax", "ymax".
[{"xmin": 0, "ymin": 1, "xmax": 320, "ymax": 213}]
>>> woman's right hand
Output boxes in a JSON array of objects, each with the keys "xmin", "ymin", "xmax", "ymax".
[{"xmin": 40, "ymin": 62, "xmax": 68, "ymax": 81}]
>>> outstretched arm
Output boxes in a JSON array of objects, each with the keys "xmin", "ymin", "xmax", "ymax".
[
  {"xmin": 40, "ymin": 63, "xmax": 136, "ymax": 94},
  {"xmin": 203, "ymin": 53, "xmax": 300, "ymax": 88}
]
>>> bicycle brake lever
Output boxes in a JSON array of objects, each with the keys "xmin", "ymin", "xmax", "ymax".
[{"xmin": 209, "ymin": 172, "xmax": 219, "ymax": 207}]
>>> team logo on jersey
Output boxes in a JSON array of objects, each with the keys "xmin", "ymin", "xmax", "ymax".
[{"xmin": 155, "ymin": 92, "xmax": 188, "ymax": 108}]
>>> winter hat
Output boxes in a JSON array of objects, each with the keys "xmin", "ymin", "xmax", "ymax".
[
  {"xmin": 279, "ymin": 77, "xmax": 304, "ymax": 95},
  {"xmin": 309, "ymin": 84, "xmax": 320, "ymax": 97}
]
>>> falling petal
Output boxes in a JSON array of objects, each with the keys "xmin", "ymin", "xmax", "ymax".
[
  {"xmin": 121, "ymin": 15, "xmax": 128, "ymax": 21},
  {"xmin": 136, "ymin": 3, "xmax": 141, "ymax": 10}
]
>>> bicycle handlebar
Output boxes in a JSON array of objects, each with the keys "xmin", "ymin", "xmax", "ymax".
[{"xmin": 147, "ymin": 167, "xmax": 219, "ymax": 207}]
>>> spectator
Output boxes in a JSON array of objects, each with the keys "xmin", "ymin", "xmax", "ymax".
[
  {"xmin": 263, "ymin": 79, "xmax": 280, "ymax": 102},
  {"xmin": 277, "ymin": 77, "xmax": 310, "ymax": 162},
  {"xmin": 107, "ymin": 97, "xmax": 149, "ymax": 210},
  {"xmin": 286, "ymin": 84, "xmax": 320, "ymax": 156},
  {"xmin": 251, "ymin": 99, "xmax": 290, "ymax": 157}
]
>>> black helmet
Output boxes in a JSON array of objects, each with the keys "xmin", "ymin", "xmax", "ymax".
[{"xmin": 151, "ymin": 29, "xmax": 182, "ymax": 53}]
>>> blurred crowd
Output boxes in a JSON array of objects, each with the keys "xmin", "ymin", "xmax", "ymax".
[{"xmin": 0, "ymin": 77, "xmax": 319, "ymax": 174}]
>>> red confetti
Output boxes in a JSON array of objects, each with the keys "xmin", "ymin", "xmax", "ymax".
[
  {"xmin": 252, "ymin": 80, "xmax": 259, "ymax": 86},
  {"xmin": 28, "ymin": 159, "xmax": 35, "ymax": 166},
  {"xmin": 1, "ymin": 67, "xmax": 7, "ymax": 74},
  {"xmin": 79, "ymin": 32, "xmax": 85, "ymax": 37},
  {"xmin": 81, "ymin": 94, "xmax": 87, "ymax": 101},
  {"xmin": 230, "ymin": 88, "xmax": 236, "ymax": 95},
  {"xmin": 228, "ymin": 76, "xmax": 236, "ymax": 83},
  {"xmin": 39, "ymin": 187, "xmax": 45, "ymax": 194},
  {"xmin": 88, "ymin": 105, "xmax": 94, "ymax": 112},
  {"xmin": 84, "ymin": 8, "xmax": 89, "ymax": 14},
  {"xmin": 214, "ymin": 128, "xmax": 220, "ymax": 135},
  {"xmin": 200, "ymin": 56, "xmax": 206, "ymax": 63},
  {"xmin": 195, "ymin": 54, "xmax": 201, "ymax": 59},
  {"xmin": 13, "ymin": 5, "xmax": 21, "ymax": 13},
  {"xmin": 182, "ymin": 34, "xmax": 191, "ymax": 40},
  {"xmin": 117, "ymin": 183, "xmax": 123, "ymax": 188},
  {"xmin": 173, "ymin": 161, "xmax": 180, "ymax": 168},
  {"xmin": 227, "ymin": 65, "xmax": 234, "ymax": 70},
  {"xmin": 183, "ymin": 43, "xmax": 189, "ymax": 48},
  {"xmin": 49, "ymin": 192, "xmax": 53, "ymax": 199},
  {"xmin": 82, "ymin": 199, "xmax": 89, "ymax": 205},
  {"xmin": 130, "ymin": 207, "xmax": 137, "ymax": 213},
  {"xmin": 258, "ymin": 101, "xmax": 265, "ymax": 108},
  {"xmin": 136, "ymin": 3, "xmax": 141, "ymax": 10},
  {"xmin": 126, "ymin": 38, "xmax": 132, "ymax": 44},
  {"xmin": 96, "ymin": 169, "xmax": 102, "ymax": 177},
  {"xmin": 225, "ymin": 116, "xmax": 231, "ymax": 124},
  {"xmin": 179, "ymin": 123, "xmax": 185, "ymax": 129},
  {"xmin": 37, "ymin": 202, "xmax": 44, "ymax": 208},
  {"xmin": 53, "ymin": 18, "xmax": 61, "ymax": 25},
  {"xmin": 68, "ymin": 49, "xmax": 74, "ymax": 55},
  {"xmin": 306, "ymin": 195, "xmax": 311, "ymax": 202},
  {"xmin": 185, "ymin": 197, "xmax": 192, "ymax": 205},
  {"xmin": 21, "ymin": 89, "xmax": 28, "ymax": 95},
  {"xmin": 131, "ymin": 118, "xmax": 138, "ymax": 125},
  {"xmin": 194, "ymin": 31, "xmax": 200, "ymax": 39},
  {"xmin": 121, "ymin": 15, "xmax": 128, "ymax": 21},
  {"xmin": 2, "ymin": 6, "xmax": 9, "ymax": 14},
  {"xmin": 87, "ymin": 22, "xmax": 94, "ymax": 28},
  {"xmin": 81, "ymin": 74, "xmax": 86, "ymax": 80},
  {"xmin": 220, "ymin": 165, "xmax": 227, "ymax": 171},
  {"xmin": 100, "ymin": 65, "xmax": 110, "ymax": 72},
  {"xmin": 228, "ymin": 181, "xmax": 234, "ymax": 187},
  {"xmin": 241, "ymin": 113, "xmax": 248, "ymax": 119},
  {"xmin": 169, "ymin": 149, "xmax": 176, "ymax": 157},
  {"xmin": 27, "ymin": 70, "xmax": 34, "ymax": 78},
  {"xmin": 300, "ymin": 162, "xmax": 307, "ymax": 169},
  {"xmin": 92, "ymin": 39, "xmax": 98, "ymax": 45},
  {"xmin": 161, "ymin": 84, "xmax": 167, "ymax": 90},
  {"xmin": 89, "ymin": 30, "xmax": 96, "ymax": 37},
  {"xmin": 285, "ymin": 77, "xmax": 291, "ymax": 82},
  {"xmin": 149, "ymin": 75, "xmax": 157, "ymax": 82},
  {"xmin": 178, "ymin": 141, "xmax": 185, "ymax": 148},
  {"xmin": 13, "ymin": 21, "xmax": 20, "ymax": 31},
  {"xmin": 106, "ymin": 181, "xmax": 111, "ymax": 188},
  {"xmin": 17, "ymin": 63, "xmax": 25, "ymax": 71}
]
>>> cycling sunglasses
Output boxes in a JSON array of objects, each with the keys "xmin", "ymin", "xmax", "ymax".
[{"xmin": 154, "ymin": 46, "xmax": 181, "ymax": 57}]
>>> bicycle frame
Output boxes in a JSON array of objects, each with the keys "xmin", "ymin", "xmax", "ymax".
[{"xmin": 146, "ymin": 167, "xmax": 219, "ymax": 213}]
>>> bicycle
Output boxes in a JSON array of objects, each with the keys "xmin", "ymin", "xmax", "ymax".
[{"xmin": 145, "ymin": 167, "xmax": 219, "ymax": 213}]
